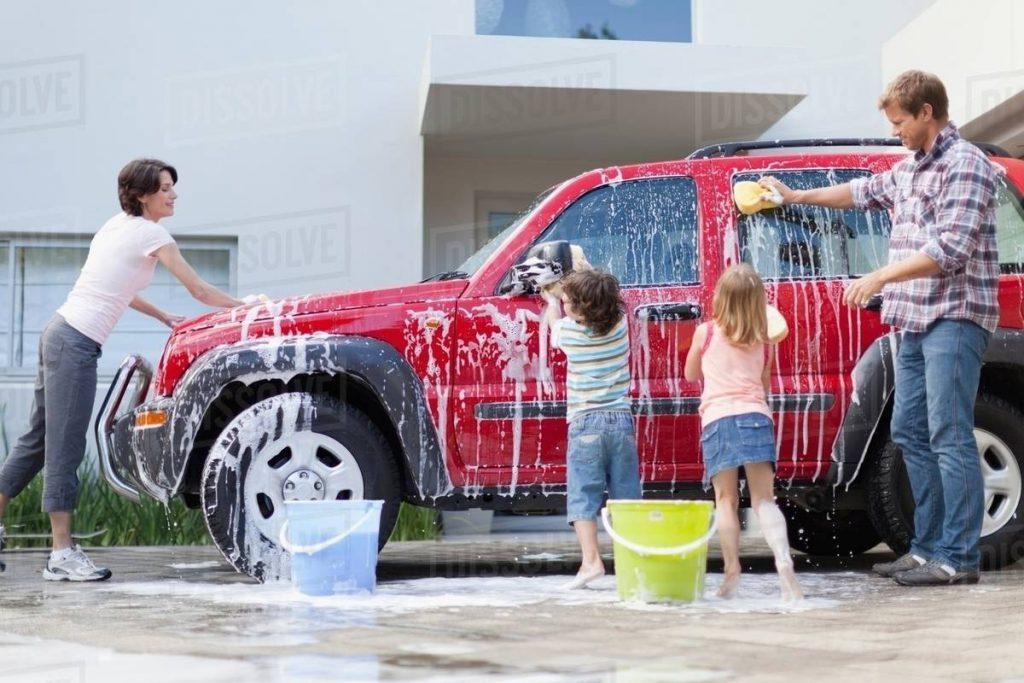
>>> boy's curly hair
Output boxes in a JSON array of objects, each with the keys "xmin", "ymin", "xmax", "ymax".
[{"xmin": 560, "ymin": 269, "xmax": 624, "ymax": 336}]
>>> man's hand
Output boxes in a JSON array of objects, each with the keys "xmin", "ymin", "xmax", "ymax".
[
  {"xmin": 759, "ymin": 176, "xmax": 799, "ymax": 205},
  {"xmin": 844, "ymin": 272, "xmax": 885, "ymax": 308}
]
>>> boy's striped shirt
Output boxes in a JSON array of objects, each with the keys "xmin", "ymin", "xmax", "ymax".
[{"xmin": 552, "ymin": 316, "xmax": 630, "ymax": 422}]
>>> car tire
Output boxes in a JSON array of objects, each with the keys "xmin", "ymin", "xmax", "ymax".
[
  {"xmin": 780, "ymin": 501, "xmax": 882, "ymax": 558},
  {"xmin": 866, "ymin": 393, "xmax": 1024, "ymax": 570},
  {"xmin": 200, "ymin": 392, "xmax": 402, "ymax": 581}
]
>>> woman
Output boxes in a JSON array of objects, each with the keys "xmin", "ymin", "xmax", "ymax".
[{"xmin": 0, "ymin": 158, "xmax": 244, "ymax": 581}]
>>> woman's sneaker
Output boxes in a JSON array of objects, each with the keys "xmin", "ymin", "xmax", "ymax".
[{"xmin": 43, "ymin": 544, "xmax": 112, "ymax": 582}]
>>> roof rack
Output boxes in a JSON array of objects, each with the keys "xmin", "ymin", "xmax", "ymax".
[{"xmin": 687, "ymin": 138, "xmax": 1011, "ymax": 159}]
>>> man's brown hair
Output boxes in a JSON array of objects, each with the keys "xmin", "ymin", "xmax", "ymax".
[
  {"xmin": 878, "ymin": 70, "xmax": 949, "ymax": 120},
  {"xmin": 118, "ymin": 158, "xmax": 178, "ymax": 216},
  {"xmin": 561, "ymin": 269, "xmax": 624, "ymax": 336}
]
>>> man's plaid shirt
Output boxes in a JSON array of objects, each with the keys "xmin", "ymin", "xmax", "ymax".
[{"xmin": 850, "ymin": 122, "xmax": 1001, "ymax": 333}]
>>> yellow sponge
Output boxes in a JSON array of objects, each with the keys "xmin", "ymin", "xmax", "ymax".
[{"xmin": 734, "ymin": 181, "xmax": 783, "ymax": 215}]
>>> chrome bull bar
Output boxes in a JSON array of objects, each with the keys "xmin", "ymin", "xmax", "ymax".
[{"xmin": 94, "ymin": 355, "xmax": 152, "ymax": 503}]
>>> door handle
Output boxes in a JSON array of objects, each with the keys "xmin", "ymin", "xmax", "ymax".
[
  {"xmin": 864, "ymin": 295, "xmax": 883, "ymax": 312},
  {"xmin": 635, "ymin": 302, "xmax": 702, "ymax": 322}
]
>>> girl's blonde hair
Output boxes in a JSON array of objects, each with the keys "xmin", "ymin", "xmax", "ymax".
[{"xmin": 712, "ymin": 263, "xmax": 768, "ymax": 345}]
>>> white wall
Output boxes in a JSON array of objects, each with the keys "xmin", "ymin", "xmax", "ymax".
[
  {"xmin": 0, "ymin": 0, "xmax": 473, "ymax": 300},
  {"xmin": 693, "ymin": 0, "xmax": 936, "ymax": 139},
  {"xmin": 0, "ymin": 0, "xmax": 473, "ymax": 458},
  {"xmin": 882, "ymin": 0, "xmax": 1024, "ymax": 129}
]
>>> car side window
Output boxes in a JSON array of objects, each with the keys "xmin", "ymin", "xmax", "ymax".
[
  {"xmin": 995, "ymin": 177, "xmax": 1024, "ymax": 273},
  {"xmin": 536, "ymin": 177, "xmax": 699, "ymax": 286},
  {"xmin": 735, "ymin": 170, "xmax": 891, "ymax": 280}
]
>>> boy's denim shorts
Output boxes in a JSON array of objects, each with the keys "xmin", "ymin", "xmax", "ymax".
[
  {"xmin": 700, "ymin": 412, "xmax": 776, "ymax": 490},
  {"xmin": 566, "ymin": 410, "xmax": 642, "ymax": 524}
]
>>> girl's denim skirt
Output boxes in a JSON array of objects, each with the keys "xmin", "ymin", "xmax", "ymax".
[{"xmin": 700, "ymin": 412, "xmax": 776, "ymax": 490}]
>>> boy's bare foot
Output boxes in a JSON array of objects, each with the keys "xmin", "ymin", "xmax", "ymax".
[
  {"xmin": 716, "ymin": 571, "xmax": 740, "ymax": 598},
  {"xmin": 778, "ymin": 565, "xmax": 804, "ymax": 601},
  {"xmin": 562, "ymin": 564, "xmax": 605, "ymax": 590}
]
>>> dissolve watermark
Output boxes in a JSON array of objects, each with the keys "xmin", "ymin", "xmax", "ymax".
[
  {"xmin": 165, "ymin": 57, "xmax": 346, "ymax": 145},
  {"xmin": 179, "ymin": 207, "xmax": 351, "ymax": 291},
  {"xmin": 0, "ymin": 55, "xmax": 84, "ymax": 134},
  {"xmin": 426, "ymin": 221, "xmax": 478, "ymax": 277},
  {"xmin": 965, "ymin": 68, "xmax": 1024, "ymax": 124},
  {"xmin": 428, "ymin": 54, "xmax": 617, "ymax": 138}
]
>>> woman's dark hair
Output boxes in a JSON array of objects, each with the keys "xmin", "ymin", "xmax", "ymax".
[
  {"xmin": 561, "ymin": 269, "xmax": 624, "ymax": 336},
  {"xmin": 118, "ymin": 158, "xmax": 177, "ymax": 216}
]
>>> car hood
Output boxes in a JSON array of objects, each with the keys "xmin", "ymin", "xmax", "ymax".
[{"xmin": 174, "ymin": 279, "xmax": 468, "ymax": 334}]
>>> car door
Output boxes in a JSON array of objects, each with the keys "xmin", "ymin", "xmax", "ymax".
[
  {"xmin": 451, "ymin": 173, "xmax": 709, "ymax": 491},
  {"xmin": 730, "ymin": 166, "xmax": 893, "ymax": 482}
]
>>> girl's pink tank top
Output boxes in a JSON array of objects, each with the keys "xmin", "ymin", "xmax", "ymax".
[{"xmin": 698, "ymin": 323, "xmax": 772, "ymax": 428}]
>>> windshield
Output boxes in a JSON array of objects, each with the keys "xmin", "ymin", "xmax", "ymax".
[{"xmin": 455, "ymin": 189, "xmax": 554, "ymax": 276}]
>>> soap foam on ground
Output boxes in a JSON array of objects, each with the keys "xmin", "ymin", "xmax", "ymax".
[{"xmin": 103, "ymin": 571, "xmax": 869, "ymax": 616}]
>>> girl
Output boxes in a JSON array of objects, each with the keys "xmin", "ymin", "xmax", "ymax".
[
  {"xmin": 684, "ymin": 264, "xmax": 803, "ymax": 600},
  {"xmin": 0, "ymin": 158, "xmax": 244, "ymax": 581}
]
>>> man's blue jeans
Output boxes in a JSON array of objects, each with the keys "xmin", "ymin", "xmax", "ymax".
[{"xmin": 891, "ymin": 319, "xmax": 990, "ymax": 571}]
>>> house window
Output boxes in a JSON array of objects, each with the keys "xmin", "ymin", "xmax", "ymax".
[
  {"xmin": 476, "ymin": 0, "xmax": 692, "ymax": 43},
  {"xmin": 2, "ymin": 238, "xmax": 233, "ymax": 374}
]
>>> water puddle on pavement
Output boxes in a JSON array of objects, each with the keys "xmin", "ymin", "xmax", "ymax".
[{"xmin": 1, "ymin": 630, "xmax": 733, "ymax": 682}]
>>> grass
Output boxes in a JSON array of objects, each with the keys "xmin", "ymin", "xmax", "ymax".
[
  {"xmin": 0, "ymin": 402, "xmax": 441, "ymax": 546},
  {"xmin": 390, "ymin": 502, "xmax": 442, "ymax": 542},
  {"xmin": 3, "ymin": 473, "xmax": 211, "ymax": 548},
  {"xmin": 4, "ymin": 473, "xmax": 440, "ymax": 547}
]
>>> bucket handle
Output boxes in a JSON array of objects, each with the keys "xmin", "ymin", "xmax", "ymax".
[
  {"xmin": 600, "ymin": 507, "xmax": 718, "ymax": 557},
  {"xmin": 278, "ymin": 507, "xmax": 379, "ymax": 555}
]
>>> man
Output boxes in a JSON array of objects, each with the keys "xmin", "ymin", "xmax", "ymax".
[{"xmin": 761, "ymin": 70, "xmax": 1000, "ymax": 586}]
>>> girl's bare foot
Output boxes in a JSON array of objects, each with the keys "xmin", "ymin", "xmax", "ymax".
[
  {"xmin": 716, "ymin": 571, "xmax": 740, "ymax": 598},
  {"xmin": 562, "ymin": 563, "xmax": 605, "ymax": 590},
  {"xmin": 778, "ymin": 565, "xmax": 804, "ymax": 601}
]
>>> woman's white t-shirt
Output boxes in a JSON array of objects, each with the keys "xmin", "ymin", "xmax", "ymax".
[{"xmin": 57, "ymin": 212, "xmax": 176, "ymax": 345}]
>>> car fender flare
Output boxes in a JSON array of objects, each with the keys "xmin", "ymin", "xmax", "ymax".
[
  {"xmin": 147, "ymin": 334, "xmax": 451, "ymax": 501},
  {"xmin": 830, "ymin": 326, "xmax": 1024, "ymax": 489}
]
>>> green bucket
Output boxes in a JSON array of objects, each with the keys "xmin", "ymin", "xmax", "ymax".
[{"xmin": 601, "ymin": 500, "xmax": 717, "ymax": 603}]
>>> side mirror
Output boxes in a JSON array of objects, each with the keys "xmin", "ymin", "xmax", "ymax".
[
  {"xmin": 500, "ymin": 240, "xmax": 573, "ymax": 296},
  {"xmin": 526, "ymin": 241, "xmax": 573, "ymax": 274}
]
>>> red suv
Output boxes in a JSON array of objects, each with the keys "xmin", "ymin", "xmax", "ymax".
[{"xmin": 97, "ymin": 139, "xmax": 1024, "ymax": 580}]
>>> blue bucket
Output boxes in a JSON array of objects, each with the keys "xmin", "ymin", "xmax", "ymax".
[{"xmin": 279, "ymin": 500, "xmax": 384, "ymax": 596}]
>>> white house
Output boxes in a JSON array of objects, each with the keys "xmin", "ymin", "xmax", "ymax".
[{"xmin": 0, "ymin": 0, "xmax": 1019, "ymax": 447}]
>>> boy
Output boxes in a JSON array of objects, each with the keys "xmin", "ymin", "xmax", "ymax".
[{"xmin": 543, "ymin": 269, "xmax": 641, "ymax": 589}]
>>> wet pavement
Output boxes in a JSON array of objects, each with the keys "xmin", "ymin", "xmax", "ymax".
[{"xmin": 1, "ymin": 534, "xmax": 1022, "ymax": 682}]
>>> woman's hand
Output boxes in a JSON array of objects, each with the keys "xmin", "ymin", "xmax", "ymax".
[{"xmin": 163, "ymin": 313, "xmax": 187, "ymax": 329}]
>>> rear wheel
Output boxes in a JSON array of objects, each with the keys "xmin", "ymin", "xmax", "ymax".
[
  {"xmin": 867, "ymin": 394, "xmax": 1024, "ymax": 569},
  {"xmin": 200, "ymin": 392, "xmax": 402, "ymax": 581}
]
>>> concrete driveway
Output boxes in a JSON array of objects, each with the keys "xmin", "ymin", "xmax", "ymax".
[{"xmin": 0, "ymin": 534, "xmax": 1021, "ymax": 682}]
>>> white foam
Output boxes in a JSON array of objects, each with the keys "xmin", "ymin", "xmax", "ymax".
[
  {"xmin": 102, "ymin": 572, "xmax": 865, "ymax": 616},
  {"xmin": 167, "ymin": 561, "xmax": 222, "ymax": 570},
  {"xmin": 518, "ymin": 552, "xmax": 565, "ymax": 561}
]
